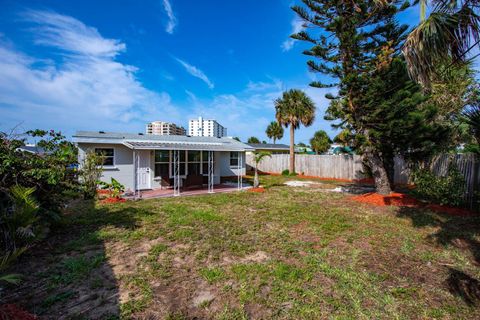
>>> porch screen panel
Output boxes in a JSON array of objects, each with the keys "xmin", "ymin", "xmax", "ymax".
[
  {"xmin": 179, "ymin": 150, "xmax": 186, "ymax": 176},
  {"xmin": 188, "ymin": 151, "xmax": 201, "ymax": 175},
  {"xmin": 154, "ymin": 150, "xmax": 169, "ymax": 179},
  {"xmin": 202, "ymin": 151, "xmax": 214, "ymax": 174}
]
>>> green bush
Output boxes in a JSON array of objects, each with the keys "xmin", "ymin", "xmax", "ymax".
[
  {"xmin": 1, "ymin": 186, "xmax": 41, "ymax": 285},
  {"xmin": 79, "ymin": 150, "xmax": 104, "ymax": 199},
  {"xmin": 281, "ymin": 169, "xmax": 290, "ymax": 176},
  {"xmin": 412, "ymin": 163, "xmax": 465, "ymax": 207}
]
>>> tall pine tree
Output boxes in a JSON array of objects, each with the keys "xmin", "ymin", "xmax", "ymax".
[{"xmin": 292, "ymin": 0, "xmax": 448, "ymax": 194}]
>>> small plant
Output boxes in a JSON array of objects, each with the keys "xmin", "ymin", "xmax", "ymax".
[
  {"xmin": 281, "ymin": 169, "xmax": 290, "ymax": 176},
  {"xmin": 412, "ymin": 163, "xmax": 465, "ymax": 207},
  {"xmin": 98, "ymin": 178, "xmax": 125, "ymax": 199},
  {"xmin": 252, "ymin": 151, "xmax": 271, "ymax": 188}
]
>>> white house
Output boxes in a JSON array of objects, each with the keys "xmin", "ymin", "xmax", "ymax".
[{"xmin": 73, "ymin": 131, "xmax": 253, "ymax": 194}]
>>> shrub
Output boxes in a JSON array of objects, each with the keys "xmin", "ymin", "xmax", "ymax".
[
  {"xmin": 412, "ymin": 163, "xmax": 465, "ymax": 207},
  {"xmin": 79, "ymin": 150, "xmax": 104, "ymax": 199},
  {"xmin": 281, "ymin": 169, "xmax": 290, "ymax": 176},
  {"xmin": 1, "ymin": 186, "xmax": 41, "ymax": 285},
  {"xmin": 0, "ymin": 129, "xmax": 78, "ymax": 220},
  {"xmin": 0, "ymin": 129, "xmax": 78, "ymax": 285}
]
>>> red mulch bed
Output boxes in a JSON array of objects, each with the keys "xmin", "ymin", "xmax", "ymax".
[
  {"xmin": 351, "ymin": 192, "xmax": 420, "ymax": 207},
  {"xmin": 351, "ymin": 192, "xmax": 476, "ymax": 216},
  {"xmin": 248, "ymin": 187, "xmax": 265, "ymax": 193},
  {"xmin": 100, "ymin": 197, "xmax": 126, "ymax": 204},
  {"xmin": 0, "ymin": 304, "xmax": 37, "ymax": 320}
]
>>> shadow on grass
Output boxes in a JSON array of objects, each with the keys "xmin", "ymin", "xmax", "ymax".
[
  {"xmin": 396, "ymin": 206, "xmax": 480, "ymax": 305},
  {"xmin": 2, "ymin": 198, "xmax": 149, "ymax": 319},
  {"xmin": 446, "ymin": 267, "xmax": 480, "ymax": 306}
]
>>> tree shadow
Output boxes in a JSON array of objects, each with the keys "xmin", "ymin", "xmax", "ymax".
[
  {"xmin": 2, "ymin": 198, "xmax": 146, "ymax": 319},
  {"xmin": 396, "ymin": 206, "xmax": 480, "ymax": 305},
  {"xmin": 446, "ymin": 267, "xmax": 480, "ymax": 306}
]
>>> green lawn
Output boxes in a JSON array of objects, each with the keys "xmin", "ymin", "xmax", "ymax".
[{"xmin": 6, "ymin": 175, "xmax": 480, "ymax": 319}]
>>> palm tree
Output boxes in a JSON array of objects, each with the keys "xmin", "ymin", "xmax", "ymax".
[
  {"xmin": 275, "ymin": 89, "xmax": 316, "ymax": 173},
  {"xmin": 310, "ymin": 130, "xmax": 331, "ymax": 154},
  {"xmin": 402, "ymin": 0, "xmax": 480, "ymax": 86},
  {"xmin": 251, "ymin": 151, "xmax": 271, "ymax": 188},
  {"xmin": 265, "ymin": 121, "xmax": 284, "ymax": 144},
  {"xmin": 463, "ymin": 104, "xmax": 480, "ymax": 144}
]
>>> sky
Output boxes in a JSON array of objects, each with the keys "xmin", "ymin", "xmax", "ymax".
[{"xmin": 0, "ymin": 0, "xmax": 421, "ymax": 144}]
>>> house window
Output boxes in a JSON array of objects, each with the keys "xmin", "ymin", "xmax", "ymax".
[
  {"xmin": 154, "ymin": 150, "xmax": 169, "ymax": 178},
  {"xmin": 230, "ymin": 151, "xmax": 239, "ymax": 167},
  {"xmin": 95, "ymin": 148, "xmax": 114, "ymax": 166},
  {"xmin": 202, "ymin": 151, "xmax": 214, "ymax": 174}
]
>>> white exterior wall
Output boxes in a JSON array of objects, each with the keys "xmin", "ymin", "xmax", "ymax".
[
  {"xmin": 77, "ymin": 143, "xmax": 135, "ymax": 191},
  {"xmin": 218, "ymin": 151, "xmax": 246, "ymax": 176}
]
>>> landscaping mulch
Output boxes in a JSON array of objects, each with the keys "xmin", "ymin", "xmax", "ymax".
[
  {"xmin": 351, "ymin": 192, "xmax": 476, "ymax": 216},
  {"xmin": 248, "ymin": 187, "xmax": 265, "ymax": 193},
  {"xmin": 100, "ymin": 197, "xmax": 126, "ymax": 204}
]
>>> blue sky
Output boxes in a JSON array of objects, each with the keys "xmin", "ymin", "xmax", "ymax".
[{"xmin": 0, "ymin": 0, "xmax": 420, "ymax": 144}]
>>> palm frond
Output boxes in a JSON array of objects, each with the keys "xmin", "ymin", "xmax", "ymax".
[{"xmin": 403, "ymin": 3, "xmax": 480, "ymax": 86}]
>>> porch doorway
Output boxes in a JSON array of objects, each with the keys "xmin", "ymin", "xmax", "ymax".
[{"xmin": 137, "ymin": 150, "xmax": 151, "ymax": 190}]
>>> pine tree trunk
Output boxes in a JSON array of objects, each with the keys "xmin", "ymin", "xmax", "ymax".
[
  {"xmin": 366, "ymin": 151, "xmax": 392, "ymax": 195},
  {"xmin": 289, "ymin": 126, "xmax": 295, "ymax": 173}
]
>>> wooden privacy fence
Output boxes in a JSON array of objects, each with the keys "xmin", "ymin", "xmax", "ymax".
[
  {"xmin": 246, "ymin": 153, "xmax": 480, "ymax": 210},
  {"xmin": 246, "ymin": 154, "xmax": 366, "ymax": 180}
]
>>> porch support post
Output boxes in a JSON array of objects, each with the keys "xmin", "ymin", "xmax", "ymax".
[
  {"xmin": 208, "ymin": 151, "xmax": 214, "ymax": 193},
  {"xmin": 173, "ymin": 149, "xmax": 181, "ymax": 196},
  {"xmin": 133, "ymin": 149, "xmax": 137, "ymax": 199},
  {"xmin": 237, "ymin": 151, "xmax": 243, "ymax": 190}
]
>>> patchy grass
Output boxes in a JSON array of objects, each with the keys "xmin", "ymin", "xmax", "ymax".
[{"xmin": 6, "ymin": 175, "xmax": 480, "ymax": 319}]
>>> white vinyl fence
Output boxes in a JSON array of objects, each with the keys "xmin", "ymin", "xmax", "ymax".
[{"xmin": 246, "ymin": 153, "xmax": 480, "ymax": 209}]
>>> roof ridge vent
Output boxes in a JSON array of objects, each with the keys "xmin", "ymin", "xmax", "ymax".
[{"xmin": 99, "ymin": 131, "xmax": 105, "ymax": 134}]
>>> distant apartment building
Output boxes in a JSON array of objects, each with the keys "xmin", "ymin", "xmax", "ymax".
[
  {"xmin": 188, "ymin": 117, "xmax": 227, "ymax": 138},
  {"xmin": 146, "ymin": 121, "xmax": 186, "ymax": 136}
]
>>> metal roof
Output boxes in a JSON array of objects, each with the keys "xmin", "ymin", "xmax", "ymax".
[
  {"xmin": 73, "ymin": 131, "xmax": 254, "ymax": 151},
  {"xmin": 247, "ymin": 143, "xmax": 290, "ymax": 150}
]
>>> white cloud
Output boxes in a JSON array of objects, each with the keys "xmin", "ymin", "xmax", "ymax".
[
  {"xmin": 162, "ymin": 0, "xmax": 177, "ymax": 34},
  {"xmin": 0, "ymin": 10, "xmax": 181, "ymax": 136},
  {"xmin": 246, "ymin": 78, "xmax": 283, "ymax": 92},
  {"xmin": 24, "ymin": 10, "xmax": 125, "ymax": 57},
  {"xmin": 281, "ymin": 18, "xmax": 304, "ymax": 52},
  {"xmin": 175, "ymin": 58, "xmax": 214, "ymax": 89}
]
